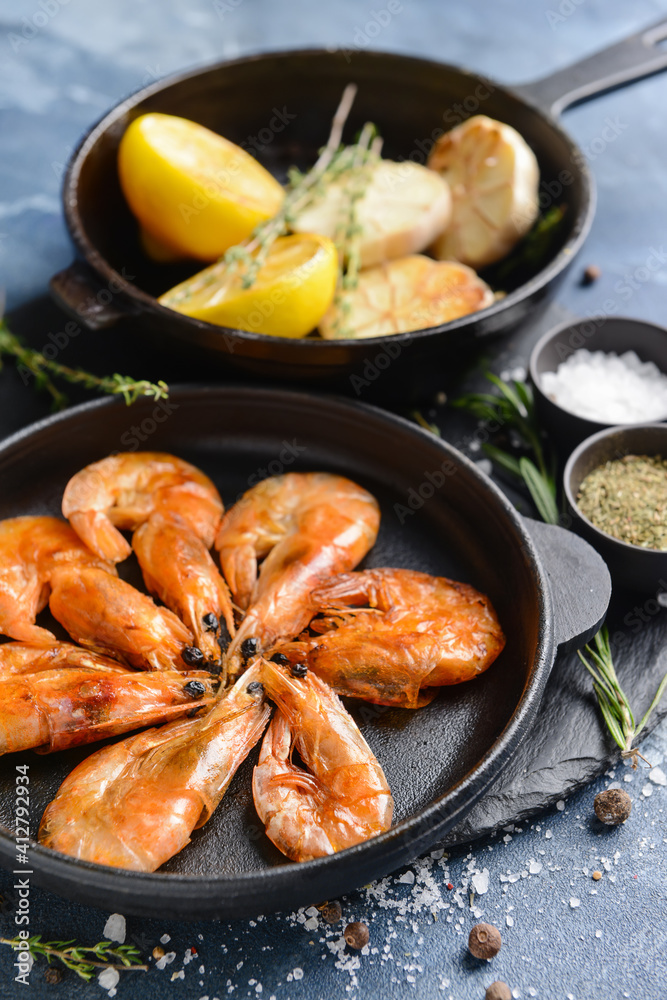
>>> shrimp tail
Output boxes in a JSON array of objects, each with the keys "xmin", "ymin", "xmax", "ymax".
[{"xmin": 68, "ymin": 510, "xmax": 132, "ymax": 563}]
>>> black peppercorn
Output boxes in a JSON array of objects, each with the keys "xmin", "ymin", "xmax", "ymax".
[
  {"xmin": 246, "ymin": 681, "xmax": 264, "ymax": 697},
  {"xmin": 271, "ymin": 652, "xmax": 289, "ymax": 665},
  {"xmin": 486, "ymin": 982, "xmax": 512, "ymax": 1000},
  {"xmin": 290, "ymin": 662, "xmax": 308, "ymax": 678},
  {"xmin": 321, "ymin": 900, "xmax": 342, "ymax": 924},
  {"xmin": 202, "ymin": 612, "xmax": 219, "ymax": 632},
  {"xmin": 594, "ymin": 788, "xmax": 632, "ymax": 825},
  {"xmin": 184, "ymin": 679, "xmax": 207, "ymax": 699},
  {"xmin": 344, "ymin": 921, "xmax": 369, "ymax": 949},
  {"xmin": 240, "ymin": 637, "xmax": 259, "ymax": 660},
  {"xmin": 468, "ymin": 923, "xmax": 502, "ymax": 960},
  {"xmin": 182, "ymin": 645, "xmax": 204, "ymax": 667},
  {"xmin": 44, "ymin": 967, "xmax": 64, "ymax": 984}
]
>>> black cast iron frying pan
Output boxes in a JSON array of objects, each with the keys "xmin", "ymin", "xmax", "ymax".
[
  {"xmin": 49, "ymin": 21, "xmax": 667, "ymax": 382},
  {"xmin": 0, "ymin": 388, "xmax": 610, "ymax": 919}
]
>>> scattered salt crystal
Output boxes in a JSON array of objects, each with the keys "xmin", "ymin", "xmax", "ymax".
[
  {"xmin": 649, "ymin": 767, "xmax": 667, "ymax": 786},
  {"xmin": 545, "ymin": 831, "xmax": 553, "ymax": 839},
  {"xmin": 541, "ymin": 349, "xmax": 667, "ymax": 423},
  {"xmin": 556, "ymin": 800, "xmax": 565, "ymax": 811},
  {"xmin": 503, "ymin": 834, "xmax": 512, "ymax": 843},
  {"xmin": 624, "ymin": 774, "xmax": 634, "ymax": 782},
  {"xmin": 102, "ymin": 913, "xmax": 126, "ymax": 944},
  {"xmin": 293, "ymin": 968, "xmax": 304, "ymax": 980},
  {"xmin": 470, "ymin": 869, "xmax": 489, "ymax": 895},
  {"xmin": 595, "ymin": 930, "xmax": 602, "ymax": 938},
  {"xmin": 156, "ymin": 951, "xmax": 176, "ymax": 970},
  {"xmin": 528, "ymin": 860, "xmax": 542, "ymax": 875},
  {"xmin": 171, "ymin": 970, "xmax": 185, "ymax": 981},
  {"xmin": 304, "ymin": 916, "xmax": 318, "ymax": 931},
  {"xmin": 98, "ymin": 966, "xmax": 120, "ymax": 994},
  {"xmin": 642, "ymin": 784, "xmax": 653, "ymax": 798},
  {"xmin": 569, "ymin": 898, "xmax": 581, "ymax": 909},
  {"xmin": 160, "ymin": 934, "xmax": 171, "ymax": 944},
  {"xmin": 398, "ymin": 871, "xmax": 415, "ymax": 884},
  {"xmin": 506, "ymin": 915, "xmax": 514, "ymax": 927}
]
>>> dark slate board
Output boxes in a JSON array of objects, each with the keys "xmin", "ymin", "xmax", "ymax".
[{"xmin": 444, "ymin": 596, "xmax": 667, "ymax": 846}]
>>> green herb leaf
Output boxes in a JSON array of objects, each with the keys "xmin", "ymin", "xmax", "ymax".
[
  {"xmin": 578, "ymin": 626, "xmax": 667, "ymax": 767},
  {"xmin": 519, "ymin": 457, "xmax": 559, "ymax": 525},
  {"xmin": 481, "ymin": 444, "xmax": 522, "ymax": 478}
]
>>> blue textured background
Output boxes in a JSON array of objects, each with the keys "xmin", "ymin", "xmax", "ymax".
[{"xmin": 1, "ymin": 2, "xmax": 667, "ymax": 998}]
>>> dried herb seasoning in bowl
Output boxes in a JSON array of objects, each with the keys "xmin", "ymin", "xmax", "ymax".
[
  {"xmin": 577, "ymin": 455, "xmax": 667, "ymax": 551},
  {"xmin": 564, "ymin": 423, "xmax": 667, "ymax": 593}
]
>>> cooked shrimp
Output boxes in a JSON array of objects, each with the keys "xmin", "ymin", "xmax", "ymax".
[
  {"xmin": 280, "ymin": 568, "xmax": 505, "ymax": 709},
  {"xmin": 39, "ymin": 664, "xmax": 270, "ymax": 871},
  {"xmin": 0, "ymin": 516, "xmax": 110, "ymax": 645},
  {"xmin": 62, "ymin": 452, "xmax": 223, "ymax": 563},
  {"xmin": 48, "ymin": 565, "xmax": 196, "ymax": 671},
  {"xmin": 0, "ymin": 641, "xmax": 130, "ymax": 679},
  {"xmin": 133, "ymin": 512, "xmax": 235, "ymax": 667},
  {"xmin": 0, "ymin": 668, "xmax": 217, "ymax": 755},
  {"xmin": 252, "ymin": 658, "xmax": 393, "ymax": 861},
  {"xmin": 216, "ymin": 473, "xmax": 380, "ymax": 676}
]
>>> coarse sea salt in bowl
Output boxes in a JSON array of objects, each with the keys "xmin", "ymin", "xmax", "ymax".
[
  {"xmin": 529, "ymin": 316, "xmax": 667, "ymax": 451},
  {"xmin": 564, "ymin": 422, "xmax": 667, "ymax": 594}
]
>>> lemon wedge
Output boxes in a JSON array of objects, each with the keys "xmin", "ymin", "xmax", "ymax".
[
  {"xmin": 118, "ymin": 113, "xmax": 285, "ymax": 262},
  {"xmin": 159, "ymin": 233, "xmax": 338, "ymax": 338}
]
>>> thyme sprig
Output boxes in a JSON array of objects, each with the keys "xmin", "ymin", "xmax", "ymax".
[
  {"xmin": 0, "ymin": 317, "xmax": 169, "ymax": 410},
  {"xmin": 453, "ymin": 372, "xmax": 559, "ymax": 524},
  {"xmin": 329, "ymin": 121, "xmax": 382, "ymax": 338},
  {"xmin": 578, "ymin": 627, "xmax": 667, "ymax": 768},
  {"xmin": 0, "ymin": 934, "xmax": 148, "ymax": 981}
]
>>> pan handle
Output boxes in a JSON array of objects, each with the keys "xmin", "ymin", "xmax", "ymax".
[
  {"xmin": 522, "ymin": 518, "xmax": 611, "ymax": 652},
  {"xmin": 513, "ymin": 17, "xmax": 667, "ymax": 117},
  {"xmin": 50, "ymin": 260, "xmax": 137, "ymax": 330}
]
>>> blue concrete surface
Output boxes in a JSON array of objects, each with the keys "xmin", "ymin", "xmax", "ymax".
[{"xmin": 1, "ymin": 1, "xmax": 667, "ymax": 998}]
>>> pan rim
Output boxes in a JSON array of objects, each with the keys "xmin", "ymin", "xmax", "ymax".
[
  {"xmin": 0, "ymin": 385, "xmax": 553, "ymax": 907},
  {"xmin": 59, "ymin": 46, "xmax": 595, "ymax": 352}
]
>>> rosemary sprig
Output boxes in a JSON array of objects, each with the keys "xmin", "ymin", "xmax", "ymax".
[
  {"xmin": 0, "ymin": 317, "xmax": 169, "ymax": 410},
  {"xmin": 578, "ymin": 626, "xmax": 667, "ymax": 768},
  {"xmin": 485, "ymin": 204, "xmax": 567, "ymax": 288},
  {"xmin": 0, "ymin": 934, "xmax": 148, "ymax": 982},
  {"xmin": 453, "ymin": 372, "xmax": 559, "ymax": 524}
]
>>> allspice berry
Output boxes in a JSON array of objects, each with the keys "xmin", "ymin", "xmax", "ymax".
[
  {"xmin": 486, "ymin": 982, "xmax": 512, "ymax": 1000},
  {"xmin": 594, "ymin": 788, "xmax": 632, "ymax": 825},
  {"xmin": 344, "ymin": 921, "xmax": 370, "ymax": 949},
  {"xmin": 582, "ymin": 264, "xmax": 601, "ymax": 285},
  {"xmin": 468, "ymin": 922, "xmax": 502, "ymax": 960},
  {"xmin": 321, "ymin": 900, "xmax": 343, "ymax": 924}
]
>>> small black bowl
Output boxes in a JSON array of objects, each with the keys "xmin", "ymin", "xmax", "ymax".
[
  {"xmin": 564, "ymin": 423, "xmax": 667, "ymax": 594},
  {"xmin": 529, "ymin": 316, "xmax": 667, "ymax": 453}
]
